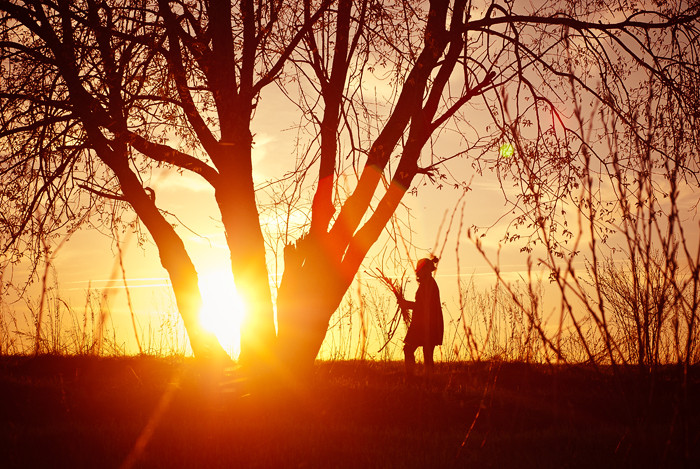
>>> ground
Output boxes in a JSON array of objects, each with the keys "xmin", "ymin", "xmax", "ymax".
[{"xmin": 0, "ymin": 356, "xmax": 698, "ymax": 468}]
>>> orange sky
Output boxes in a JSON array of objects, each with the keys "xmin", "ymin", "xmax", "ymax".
[
  {"xmin": 4, "ymin": 36, "xmax": 699, "ymax": 359},
  {"xmin": 7, "ymin": 108, "xmax": 698, "ymax": 358}
]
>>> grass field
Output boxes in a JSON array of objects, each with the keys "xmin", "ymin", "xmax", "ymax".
[{"xmin": 0, "ymin": 356, "xmax": 698, "ymax": 468}]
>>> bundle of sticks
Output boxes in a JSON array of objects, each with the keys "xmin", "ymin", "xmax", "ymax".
[{"xmin": 372, "ymin": 269, "xmax": 410, "ymax": 353}]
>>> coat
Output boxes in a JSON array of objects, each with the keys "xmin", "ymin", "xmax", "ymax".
[{"xmin": 404, "ymin": 276, "xmax": 443, "ymax": 347}]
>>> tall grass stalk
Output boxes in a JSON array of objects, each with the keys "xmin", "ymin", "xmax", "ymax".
[{"xmin": 114, "ymin": 225, "xmax": 143, "ymax": 354}]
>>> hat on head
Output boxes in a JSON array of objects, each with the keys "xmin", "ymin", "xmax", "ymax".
[{"xmin": 416, "ymin": 257, "xmax": 438, "ymax": 274}]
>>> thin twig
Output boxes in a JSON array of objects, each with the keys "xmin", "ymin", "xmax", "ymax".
[{"xmin": 369, "ymin": 269, "xmax": 409, "ymax": 352}]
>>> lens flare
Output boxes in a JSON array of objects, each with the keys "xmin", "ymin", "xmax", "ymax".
[{"xmin": 499, "ymin": 143, "xmax": 515, "ymax": 159}]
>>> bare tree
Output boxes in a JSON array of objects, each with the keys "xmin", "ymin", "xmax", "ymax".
[
  {"xmin": 2, "ymin": 0, "xmax": 699, "ymax": 374},
  {"xmin": 1, "ymin": 0, "xmax": 327, "ymax": 363},
  {"xmin": 486, "ymin": 54, "xmax": 700, "ymax": 371}
]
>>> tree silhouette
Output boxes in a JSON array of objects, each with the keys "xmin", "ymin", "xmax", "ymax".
[{"xmin": 2, "ymin": 0, "xmax": 699, "ymax": 372}]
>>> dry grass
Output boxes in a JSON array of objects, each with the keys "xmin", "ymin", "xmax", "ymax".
[{"xmin": 0, "ymin": 356, "xmax": 697, "ymax": 468}]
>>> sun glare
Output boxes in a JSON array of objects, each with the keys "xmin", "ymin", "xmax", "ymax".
[{"xmin": 198, "ymin": 269, "xmax": 245, "ymax": 358}]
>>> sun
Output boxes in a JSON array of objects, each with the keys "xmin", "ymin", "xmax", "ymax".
[{"xmin": 198, "ymin": 268, "xmax": 245, "ymax": 358}]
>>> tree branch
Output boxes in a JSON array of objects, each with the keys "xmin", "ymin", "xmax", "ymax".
[{"xmin": 124, "ymin": 131, "xmax": 220, "ymax": 185}]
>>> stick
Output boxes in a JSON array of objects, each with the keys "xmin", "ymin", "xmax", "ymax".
[{"xmin": 371, "ymin": 269, "xmax": 410, "ymax": 353}]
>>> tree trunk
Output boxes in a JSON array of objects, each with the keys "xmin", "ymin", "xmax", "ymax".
[
  {"xmin": 275, "ymin": 236, "xmax": 352, "ymax": 371},
  {"xmin": 115, "ymin": 165, "xmax": 228, "ymax": 360},
  {"xmin": 159, "ymin": 246, "xmax": 228, "ymax": 361},
  {"xmin": 216, "ymin": 176, "xmax": 277, "ymax": 368}
]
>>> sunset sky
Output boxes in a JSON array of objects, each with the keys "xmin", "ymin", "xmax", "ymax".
[
  {"xmin": 7, "ymin": 76, "xmax": 699, "ymax": 358},
  {"xmin": 9, "ymin": 100, "xmax": 540, "ymax": 358},
  {"xmin": 3, "ymin": 1, "xmax": 698, "ymax": 361}
]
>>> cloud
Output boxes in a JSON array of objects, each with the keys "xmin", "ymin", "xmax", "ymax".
[{"xmin": 150, "ymin": 167, "xmax": 215, "ymax": 194}]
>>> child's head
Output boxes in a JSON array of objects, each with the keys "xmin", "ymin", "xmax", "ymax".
[{"xmin": 415, "ymin": 257, "xmax": 438, "ymax": 279}]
